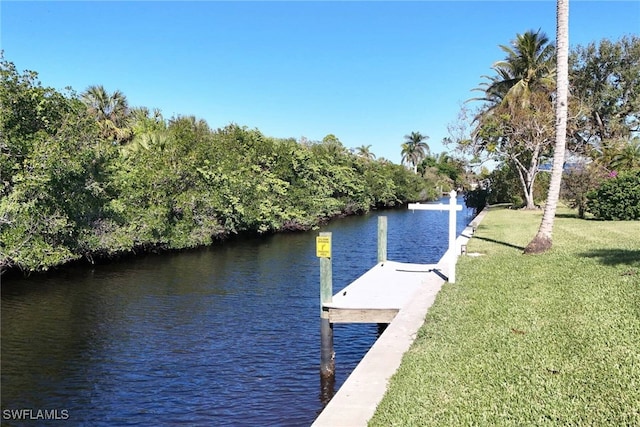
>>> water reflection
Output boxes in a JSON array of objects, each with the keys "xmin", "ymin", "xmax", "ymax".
[{"xmin": 318, "ymin": 374, "xmax": 336, "ymax": 409}]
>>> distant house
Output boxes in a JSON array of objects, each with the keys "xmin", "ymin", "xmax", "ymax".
[{"xmin": 538, "ymin": 157, "xmax": 592, "ymax": 172}]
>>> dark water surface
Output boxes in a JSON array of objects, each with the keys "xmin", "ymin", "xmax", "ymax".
[{"xmin": 1, "ymin": 198, "xmax": 474, "ymax": 426}]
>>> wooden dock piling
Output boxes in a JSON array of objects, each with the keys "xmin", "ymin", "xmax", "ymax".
[
  {"xmin": 377, "ymin": 216, "xmax": 387, "ymax": 263},
  {"xmin": 318, "ymin": 232, "xmax": 335, "ymax": 378},
  {"xmin": 377, "ymin": 216, "xmax": 388, "ymax": 333}
]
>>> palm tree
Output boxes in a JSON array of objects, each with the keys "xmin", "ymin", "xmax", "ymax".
[
  {"xmin": 401, "ymin": 131, "xmax": 429, "ymax": 173},
  {"xmin": 470, "ymin": 29, "xmax": 557, "ymax": 130},
  {"xmin": 611, "ymin": 137, "xmax": 640, "ymax": 170},
  {"xmin": 470, "ymin": 29, "xmax": 557, "ymax": 210},
  {"xmin": 473, "ymin": 29, "xmax": 555, "ymax": 108},
  {"xmin": 525, "ymin": 0, "xmax": 569, "ymax": 254},
  {"xmin": 81, "ymin": 85, "xmax": 132, "ymax": 143},
  {"xmin": 122, "ymin": 107, "xmax": 168, "ymax": 157},
  {"xmin": 318, "ymin": 134, "xmax": 346, "ymax": 157},
  {"xmin": 355, "ymin": 144, "xmax": 376, "ymax": 161}
]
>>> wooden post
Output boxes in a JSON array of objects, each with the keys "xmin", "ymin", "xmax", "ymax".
[
  {"xmin": 318, "ymin": 232, "xmax": 335, "ymax": 378},
  {"xmin": 376, "ymin": 216, "xmax": 389, "ymax": 334},
  {"xmin": 377, "ymin": 216, "xmax": 387, "ymax": 263},
  {"xmin": 319, "ymin": 371, "xmax": 335, "ymax": 406}
]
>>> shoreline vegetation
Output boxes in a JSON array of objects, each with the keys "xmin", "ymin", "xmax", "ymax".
[
  {"xmin": 370, "ymin": 205, "xmax": 640, "ymax": 426},
  {"xmin": 1, "ymin": 57, "xmax": 460, "ymax": 277},
  {"xmin": 2, "ymin": 202, "xmax": 420, "ymax": 280}
]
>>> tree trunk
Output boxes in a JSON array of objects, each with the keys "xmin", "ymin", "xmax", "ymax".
[
  {"xmin": 524, "ymin": 184, "xmax": 536, "ymax": 210},
  {"xmin": 524, "ymin": 166, "xmax": 538, "ymax": 209},
  {"xmin": 525, "ymin": 0, "xmax": 569, "ymax": 254},
  {"xmin": 514, "ymin": 160, "xmax": 537, "ymax": 209}
]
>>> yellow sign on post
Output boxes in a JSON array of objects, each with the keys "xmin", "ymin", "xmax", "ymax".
[{"xmin": 316, "ymin": 235, "xmax": 331, "ymax": 258}]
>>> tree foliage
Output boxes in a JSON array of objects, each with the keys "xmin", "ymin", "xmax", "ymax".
[
  {"xmin": 81, "ymin": 85, "xmax": 133, "ymax": 143},
  {"xmin": 401, "ymin": 131, "xmax": 430, "ymax": 173},
  {"xmin": 562, "ymin": 36, "xmax": 640, "ymax": 219},
  {"xmin": 484, "ymin": 162, "xmax": 548, "ymax": 207},
  {"xmin": 570, "ymin": 35, "xmax": 640, "ymax": 149},
  {"xmin": 586, "ymin": 169, "xmax": 640, "ymax": 220},
  {"xmin": 477, "ymin": 29, "xmax": 555, "ymax": 107},
  {"xmin": 561, "ymin": 161, "xmax": 608, "ymax": 219},
  {"xmin": 419, "ymin": 152, "xmax": 468, "ymax": 191},
  {"xmin": 467, "ymin": 30, "xmax": 556, "ymax": 209},
  {"xmin": 463, "ymin": 187, "xmax": 489, "ymax": 215},
  {"xmin": 475, "ymin": 91, "xmax": 556, "ymax": 209},
  {"xmin": 460, "ymin": 34, "xmax": 639, "ymax": 214},
  {"xmin": 0, "ymin": 57, "xmax": 446, "ymax": 273}
]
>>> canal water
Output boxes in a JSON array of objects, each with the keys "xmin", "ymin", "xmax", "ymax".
[{"xmin": 1, "ymin": 198, "xmax": 475, "ymax": 426}]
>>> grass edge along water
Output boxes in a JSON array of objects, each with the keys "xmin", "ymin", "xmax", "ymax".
[{"xmin": 370, "ymin": 206, "xmax": 640, "ymax": 426}]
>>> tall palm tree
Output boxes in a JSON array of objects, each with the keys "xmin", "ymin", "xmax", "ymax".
[
  {"xmin": 493, "ymin": 29, "xmax": 556, "ymax": 103},
  {"xmin": 525, "ymin": 0, "xmax": 569, "ymax": 254},
  {"xmin": 470, "ymin": 29, "xmax": 557, "ymax": 211},
  {"xmin": 401, "ymin": 131, "xmax": 429, "ymax": 173},
  {"xmin": 318, "ymin": 134, "xmax": 346, "ymax": 158},
  {"xmin": 81, "ymin": 85, "xmax": 132, "ymax": 143},
  {"xmin": 355, "ymin": 144, "xmax": 376, "ymax": 161},
  {"xmin": 474, "ymin": 29, "xmax": 555, "ymax": 108}
]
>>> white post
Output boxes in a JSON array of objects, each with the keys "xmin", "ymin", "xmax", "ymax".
[
  {"xmin": 448, "ymin": 190, "xmax": 457, "ymax": 283},
  {"xmin": 408, "ymin": 191, "xmax": 462, "ymax": 283}
]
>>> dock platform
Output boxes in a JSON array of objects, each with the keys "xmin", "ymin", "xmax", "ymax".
[
  {"xmin": 312, "ymin": 206, "xmax": 489, "ymax": 427},
  {"xmin": 323, "ymin": 261, "xmax": 441, "ymax": 324}
]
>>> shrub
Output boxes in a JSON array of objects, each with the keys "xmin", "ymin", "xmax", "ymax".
[
  {"xmin": 464, "ymin": 188, "xmax": 489, "ymax": 215},
  {"xmin": 486, "ymin": 164, "xmax": 523, "ymax": 207},
  {"xmin": 561, "ymin": 162, "xmax": 608, "ymax": 218},
  {"xmin": 586, "ymin": 169, "xmax": 640, "ymax": 220}
]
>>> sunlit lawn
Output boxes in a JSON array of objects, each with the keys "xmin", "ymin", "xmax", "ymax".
[{"xmin": 370, "ymin": 206, "xmax": 640, "ymax": 426}]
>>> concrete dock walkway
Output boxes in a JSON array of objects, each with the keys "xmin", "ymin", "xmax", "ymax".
[
  {"xmin": 312, "ymin": 209, "xmax": 487, "ymax": 426},
  {"xmin": 324, "ymin": 261, "xmax": 439, "ymax": 324}
]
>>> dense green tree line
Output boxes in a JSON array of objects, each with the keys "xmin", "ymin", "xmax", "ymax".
[{"xmin": 0, "ymin": 56, "xmax": 438, "ymax": 273}]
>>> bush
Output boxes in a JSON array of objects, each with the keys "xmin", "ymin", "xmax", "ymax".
[
  {"xmin": 586, "ymin": 170, "xmax": 640, "ymax": 220},
  {"xmin": 561, "ymin": 162, "xmax": 608, "ymax": 218},
  {"xmin": 486, "ymin": 164, "xmax": 523, "ymax": 206},
  {"xmin": 464, "ymin": 188, "xmax": 489, "ymax": 215}
]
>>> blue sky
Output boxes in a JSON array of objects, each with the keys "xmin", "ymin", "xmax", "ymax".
[{"xmin": 2, "ymin": 1, "xmax": 638, "ymax": 164}]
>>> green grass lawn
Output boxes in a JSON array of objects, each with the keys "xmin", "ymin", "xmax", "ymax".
[{"xmin": 370, "ymin": 206, "xmax": 639, "ymax": 426}]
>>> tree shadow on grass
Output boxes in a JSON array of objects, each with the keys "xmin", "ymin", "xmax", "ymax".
[
  {"xmin": 555, "ymin": 213, "xmax": 601, "ymax": 221},
  {"xmin": 579, "ymin": 249, "xmax": 640, "ymax": 266},
  {"xmin": 555, "ymin": 213, "xmax": 580, "ymax": 219},
  {"xmin": 474, "ymin": 236, "xmax": 526, "ymax": 251}
]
